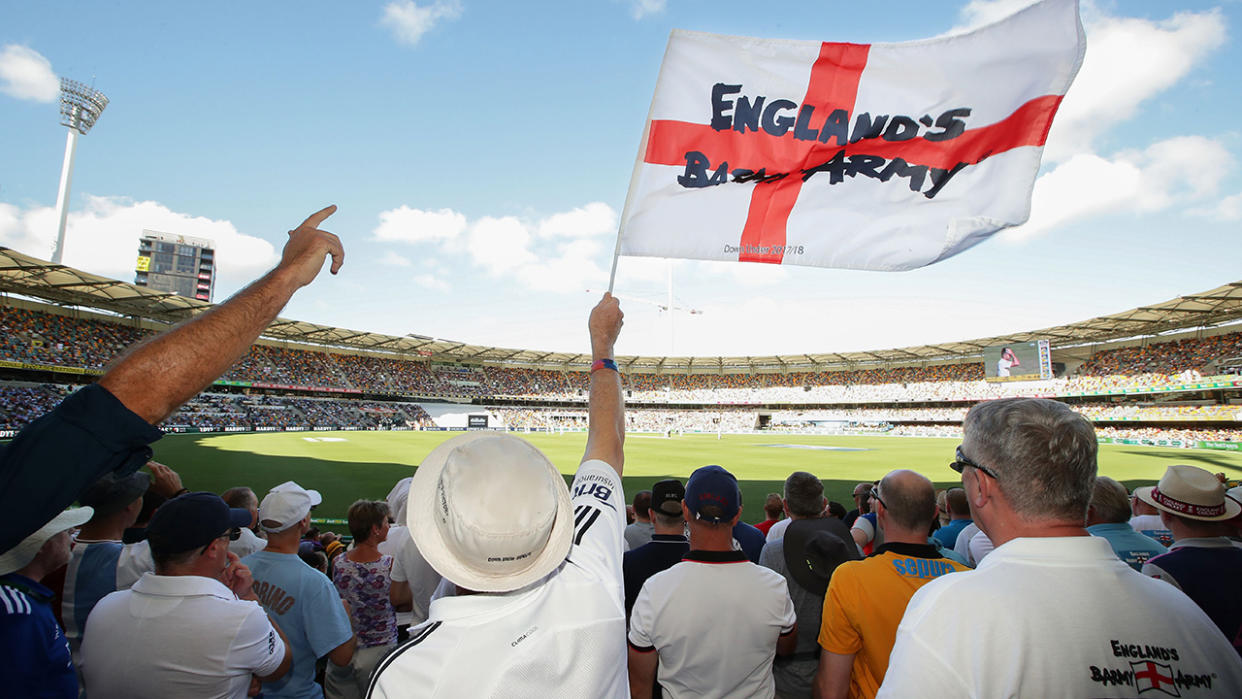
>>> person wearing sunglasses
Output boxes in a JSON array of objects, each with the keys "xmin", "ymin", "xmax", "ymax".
[
  {"xmin": 82, "ymin": 492, "xmax": 292, "ymax": 698},
  {"xmin": 878, "ymin": 398, "xmax": 1242, "ymax": 698}
]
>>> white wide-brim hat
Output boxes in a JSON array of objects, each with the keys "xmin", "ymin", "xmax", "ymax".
[
  {"xmin": 1135, "ymin": 464, "xmax": 1241, "ymax": 522},
  {"xmin": 0, "ymin": 507, "xmax": 94, "ymax": 576},
  {"xmin": 408, "ymin": 432, "xmax": 572, "ymax": 593}
]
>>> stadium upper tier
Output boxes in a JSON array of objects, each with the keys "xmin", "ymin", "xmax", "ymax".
[
  {"xmin": 3, "ymin": 247, "xmax": 1242, "ymax": 373},
  {"xmin": 3, "ymin": 301, "xmax": 1242, "ymax": 404}
]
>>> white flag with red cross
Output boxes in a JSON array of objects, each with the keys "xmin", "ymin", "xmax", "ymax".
[{"xmin": 615, "ymin": 0, "xmax": 1085, "ymax": 272}]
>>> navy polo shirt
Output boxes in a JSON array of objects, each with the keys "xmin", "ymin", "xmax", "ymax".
[
  {"xmin": 1, "ymin": 573, "xmax": 78, "ymax": 698},
  {"xmin": 623, "ymin": 534, "xmax": 689, "ymax": 617},
  {"xmin": 0, "ymin": 384, "xmax": 163, "ymax": 553}
]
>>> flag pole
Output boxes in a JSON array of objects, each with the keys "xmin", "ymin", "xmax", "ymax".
[{"xmin": 608, "ymin": 31, "xmax": 677, "ymax": 294}]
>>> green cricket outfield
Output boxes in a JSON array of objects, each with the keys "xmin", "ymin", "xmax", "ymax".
[{"xmin": 150, "ymin": 430, "xmax": 1242, "ymax": 530}]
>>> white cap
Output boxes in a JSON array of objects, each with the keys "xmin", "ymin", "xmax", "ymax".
[
  {"xmin": 408, "ymin": 432, "xmax": 572, "ymax": 593},
  {"xmin": 0, "ymin": 507, "xmax": 94, "ymax": 576},
  {"xmin": 259, "ymin": 481, "xmax": 322, "ymax": 533}
]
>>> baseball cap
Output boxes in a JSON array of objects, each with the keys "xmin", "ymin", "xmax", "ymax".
[
  {"xmin": 407, "ymin": 432, "xmax": 572, "ymax": 593},
  {"xmin": 79, "ymin": 471, "xmax": 150, "ymax": 517},
  {"xmin": 146, "ymin": 492, "xmax": 253, "ymax": 556},
  {"xmin": 651, "ymin": 479, "xmax": 685, "ymax": 517},
  {"xmin": 1134, "ymin": 464, "xmax": 1241, "ymax": 522},
  {"xmin": 0, "ymin": 507, "xmax": 94, "ymax": 576},
  {"xmin": 782, "ymin": 518, "xmax": 858, "ymax": 595},
  {"xmin": 259, "ymin": 481, "xmax": 323, "ymax": 533},
  {"xmin": 684, "ymin": 465, "xmax": 740, "ymax": 523}
]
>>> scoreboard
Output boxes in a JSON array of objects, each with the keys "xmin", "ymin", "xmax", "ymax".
[
  {"xmin": 984, "ymin": 340, "xmax": 1053, "ymax": 382},
  {"xmin": 134, "ymin": 230, "xmax": 215, "ymax": 302}
]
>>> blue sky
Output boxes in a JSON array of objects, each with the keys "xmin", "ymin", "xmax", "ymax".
[{"xmin": 1, "ymin": 0, "xmax": 1239, "ymax": 358}]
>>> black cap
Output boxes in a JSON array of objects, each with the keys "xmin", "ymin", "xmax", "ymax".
[
  {"xmin": 147, "ymin": 492, "xmax": 252, "ymax": 556},
  {"xmin": 79, "ymin": 472, "xmax": 151, "ymax": 517},
  {"xmin": 651, "ymin": 479, "xmax": 685, "ymax": 516},
  {"xmin": 782, "ymin": 518, "xmax": 860, "ymax": 595}
]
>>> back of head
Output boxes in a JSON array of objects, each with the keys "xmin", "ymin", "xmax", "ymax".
[
  {"xmin": 684, "ymin": 465, "xmax": 741, "ymax": 525},
  {"xmin": 650, "ymin": 479, "xmax": 685, "ymax": 530},
  {"xmin": 1089, "ymin": 477, "xmax": 1132, "ymax": 524},
  {"xmin": 784, "ymin": 471, "xmax": 824, "ymax": 518},
  {"xmin": 347, "ymin": 499, "xmax": 390, "ymax": 543},
  {"xmin": 945, "ymin": 488, "xmax": 968, "ymax": 517},
  {"xmin": 221, "ymin": 486, "xmax": 258, "ymax": 512},
  {"xmin": 632, "ymin": 490, "xmax": 652, "ymax": 519},
  {"xmin": 80, "ymin": 472, "xmax": 150, "ymax": 520},
  {"xmin": 963, "ymin": 397, "xmax": 1097, "ymax": 522},
  {"xmin": 826, "ymin": 501, "xmax": 847, "ymax": 519},
  {"xmin": 763, "ymin": 492, "xmax": 784, "ymax": 518},
  {"xmin": 147, "ymin": 492, "xmax": 251, "ymax": 571},
  {"xmin": 878, "ymin": 470, "xmax": 937, "ymax": 532}
]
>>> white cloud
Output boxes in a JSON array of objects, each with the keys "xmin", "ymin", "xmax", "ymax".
[
  {"xmin": 373, "ymin": 205, "xmax": 466, "ymax": 243},
  {"xmin": 537, "ymin": 202, "xmax": 615, "ymax": 238},
  {"xmin": 381, "ymin": 1, "xmax": 462, "ymax": 46},
  {"xmin": 467, "ymin": 216, "xmax": 536, "ymax": 276},
  {"xmin": 0, "ymin": 45, "xmax": 59, "ymax": 102},
  {"xmin": 628, "ymin": 0, "xmax": 667, "ymax": 20},
  {"xmin": 413, "ymin": 273, "xmax": 449, "ymax": 291},
  {"xmin": 0, "ymin": 196, "xmax": 278, "ymax": 294},
  {"xmin": 380, "ymin": 253, "xmax": 413, "ymax": 267},
  {"xmin": 1004, "ymin": 135, "xmax": 1233, "ymax": 241},
  {"xmin": 1189, "ymin": 191, "xmax": 1242, "ymax": 222},
  {"xmin": 1046, "ymin": 7, "xmax": 1226, "ymax": 163}
]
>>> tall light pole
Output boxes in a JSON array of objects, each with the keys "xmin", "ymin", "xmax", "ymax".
[{"xmin": 51, "ymin": 78, "xmax": 108, "ymax": 264}]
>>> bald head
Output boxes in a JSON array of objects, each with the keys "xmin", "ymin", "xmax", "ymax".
[{"xmin": 878, "ymin": 470, "xmax": 938, "ymax": 533}]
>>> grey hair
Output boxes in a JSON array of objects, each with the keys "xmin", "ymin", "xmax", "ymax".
[
  {"xmin": 784, "ymin": 471, "xmax": 825, "ymax": 517},
  {"xmin": 1089, "ymin": 476, "xmax": 1132, "ymax": 524},
  {"xmin": 963, "ymin": 398, "xmax": 1097, "ymax": 521}
]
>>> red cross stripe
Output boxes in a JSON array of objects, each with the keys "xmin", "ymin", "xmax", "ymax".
[
  {"xmin": 1133, "ymin": 660, "xmax": 1178, "ymax": 696},
  {"xmin": 643, "ymin": 41, "xmax": 1065, "ymax": 265}
]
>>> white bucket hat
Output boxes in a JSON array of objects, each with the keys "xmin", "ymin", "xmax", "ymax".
[
  {"xmin": 1135, "ymin": 464, "xmax": 1241, "ymax": 522},
  {"xmin": 0, "ymin": 507, "xmax": 94, "ymax": 576},
  {"xmin": 259, "ymin": 481, "xmax": 323, "ymax": 532},
  {"xmin": 408, "ymin": 432, "xmax": 572, "ymax": 593}
]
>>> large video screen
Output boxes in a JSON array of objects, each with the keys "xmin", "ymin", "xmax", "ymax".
[{"xmin": 984, "ymin": 340, "xmax": 1052, "ymax": 382}]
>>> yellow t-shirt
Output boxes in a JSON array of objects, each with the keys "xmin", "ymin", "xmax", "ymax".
[{"xmin": 818, "ymin": 544, "xmax": 970, "ymax": 699}]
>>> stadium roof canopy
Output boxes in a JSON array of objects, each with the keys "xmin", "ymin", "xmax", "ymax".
[{"xmin": 3, "ymin": 246, "xmax": 1242, "ymax": 373}]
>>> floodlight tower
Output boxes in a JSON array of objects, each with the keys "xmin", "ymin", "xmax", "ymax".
[{"xmin": 50, "ymin": 78, "xmax": 109, "ymax": 264}]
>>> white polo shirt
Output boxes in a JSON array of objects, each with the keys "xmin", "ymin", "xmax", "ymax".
[
  {"xmin": 81, "ymin": 572, "xmax": 285, "ymax": 699},
  {"xmin": 380, "ymin": 524, "xmax": 441, "ymax": 628},
  {"xmin": 367, "ymin": 459, "xmax": 628, "ymax": 698},
  {"xmin": 878, "ymin": 536, "xmax": 1242, "ymax": 698},
  {"xmin": 628, "ymin": 550, "xmax": 797, "ymax": 699}
]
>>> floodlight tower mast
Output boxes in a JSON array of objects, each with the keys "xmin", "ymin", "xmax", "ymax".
[{"xmin": 51, "ymin": 78, "xmax": 109, "ymax": 264}]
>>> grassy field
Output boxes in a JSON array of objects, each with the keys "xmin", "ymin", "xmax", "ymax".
[{"xmin": 150, "ymin": 430, "xmax": 1242, "ymax": 530}]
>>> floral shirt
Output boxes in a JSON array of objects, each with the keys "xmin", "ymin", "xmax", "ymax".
[{"xmin": 332, "ymin": 554, "xmax": 397, "ymax": 648}]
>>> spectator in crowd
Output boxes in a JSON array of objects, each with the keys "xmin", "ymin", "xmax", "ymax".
[
  {"xmin": 331, "ymin": 499, "xmax": 398, "ymax": 697},
  {"xmin": 81, "ymin": 493, "xmax": 290, "ymax": 698},
  {"xmin": 626, "ymin": 490, "xmax": 654, "ymax": 550},
  {"xmin": 222, "ymin": 485, "xmax": 268, "ymax": 558},
  {"xmin": 623, "ymin": 479, "xmax": 688, "ymax": 618},
  {"xmin": 815, "ymin": 470, "xmax": 967, "ymax": 699},
  {"xmin": 843, "ymin": 483, "xmax": 872, "ymax": 529},
  {"xmin": 628, "ymin": 465, "xmax": 797, "ymax": 699},
  {"xmin": 849, "ymin": 485, "xmax": 881, "ymax": 557},
  {"xmin": 733, "ymin": 516, "xmax": 768, "ymax": 563},
  {"xmin": 1085, "ymin": 476, "xmax": 1166, "ymax": 571},
  {"xmin": 760, "ymin": 471, "xmax": 858, "ymax": 698},
  {"xmin": 1130, "ymin": 487, "xmax": 1173, "ymax": 547},
  {"xmin": 878, "ymin": 398, "xmax": 1242, "ymax": 696},
  {"xmin": 379, "ymin": 477, "xmax": 439, "ymax": 642},
  {"xmin": 62, "ymin": 471, "xmax": 149, "ymax": 666},
  {"xmin": 756, "ymin": 493, "xmax": 785, "ymax": 535},
  {"xmin": 114, "ymin": 462, "xmax": 193, "ymax": 590},
  {"xmin": 0, "ymin": 506, "xmax": 92, "ymax": 699},
  {"xmin": 931, "ymin": 488, "xmax": 970, "ymax": 550},
  {"xmin": 300, "ymin": 549, "xmax": 329, "ymax": 574},
  {"xmin": 826, "ymin": 501, "xmax": 847, "ymax": 520},
  {"xmin": 368, "ymin": 294, "xmax": 626, "ymax": 697},
  {"xmin": 0, "ymin": 206, "xmax": 343, "ymax": 559},
  {"xmin": 934, "ymin": 490, "xmax": 950, "ymax": 528},
  {"xmin": 1139, "ymin": 465, "xmax": 1242, "ymax": 654},
  {"xmin": 245, "ymin": 481, "xmax": 356, "ymax": 699}
]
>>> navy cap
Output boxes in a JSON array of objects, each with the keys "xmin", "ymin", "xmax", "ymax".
[
  {"xmin": 684, "ymin": 465, "xmax": 740, "ymax": 523},
  {"xmin": 146, "ymin": 492, "xmax": 253, "ymax": 556},
  {"xmin": 79, "ymin": 471, "xmax": 150, "ymax": 517},
  {"xmin": 651, "ymin": 479, "xmax": 686, "ymax": 516}
]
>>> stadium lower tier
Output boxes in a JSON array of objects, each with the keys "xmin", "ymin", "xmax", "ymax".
[{"xmin": 2, "ymin": 383, "xmax": 1239, "ymax": 450}]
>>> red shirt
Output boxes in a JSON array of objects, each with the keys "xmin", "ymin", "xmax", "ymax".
[{"xmin": 754, "ymin": 518, "xmax": 781, "ymax": 535}]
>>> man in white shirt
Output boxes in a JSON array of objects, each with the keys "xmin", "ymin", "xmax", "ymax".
[
  {"xmin": 628, "ymin": 465, "xmax": 797, "ymax": 699},
  {"xmin": 82, "ymin": 492, "xmax": 290, "ymax": 698},
  {"xmin": 368, "ymin": 294, "xmax": 627, "ymax": 698},
  {"xmin": 878, "ymin": 398, "xmax": 1242, "ymax": 697}
]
